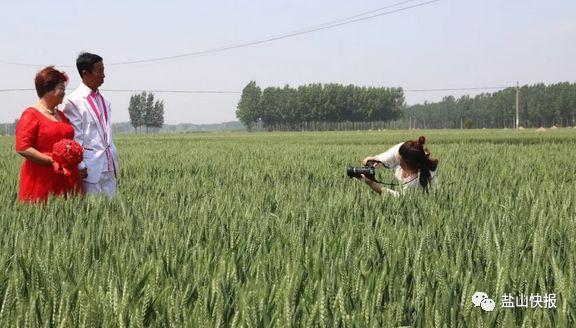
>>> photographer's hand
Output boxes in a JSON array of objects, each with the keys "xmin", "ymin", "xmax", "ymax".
[
  {"xmin": 360, "ymin": 174, "xmax": 383, "ymax": 194},
  {"xmin": 362, "ymin": 156, "xmax": 378, "ymax": 166},
  {"xmin": 362, "ymin": 157, "xmax": 384, "ymax": 168}
]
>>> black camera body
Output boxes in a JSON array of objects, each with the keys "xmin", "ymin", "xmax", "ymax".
[{"xmin": 346, "ymin": 160, "xmax": 380, "ymax": 181}]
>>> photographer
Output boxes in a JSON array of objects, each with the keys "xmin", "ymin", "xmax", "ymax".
[{"xmin": 359, "ymin": 136, "xmax": 439, "ymax": 196}]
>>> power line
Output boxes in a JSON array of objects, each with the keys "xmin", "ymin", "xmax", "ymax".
[
  {"xmin": 0, "ymin": 60, "xmax": 48, "ymax": 68},
  {"xmin": 0, "ymin": 89, "xmax": 35, "ymax": 92},
  {"xmin": 110, "ymin": 0, "xmax": 441, "ymax": 66},
  {"xmin": 0, "ymin": 86, "xmax": 513, "ymax": 94},
  {"xmin": 0, "ymin": 88, "xmax": 240, "ymax": 94},
  {"xmin": 404, "ymin": 86, "xmax": 511, "ymax": 92},
  {"xmin": 279, "ymin": 0, "xmax": 423, "ymax": 33},
  {"xmin": 0, "ymin": 0, "xmax": 440, "ymax": 68},
  {"xmin": 103, "ymin": 89, "xmax": 240, "ymax": 94}
]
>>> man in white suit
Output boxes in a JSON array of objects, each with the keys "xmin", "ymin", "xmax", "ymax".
[{"xmin": 62, "ymin": 52, "xmax": 119, "ymax": 197}]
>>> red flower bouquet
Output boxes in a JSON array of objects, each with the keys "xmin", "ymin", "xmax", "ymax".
[{"xmin": 52, "ymin": 139, "xmax": 83, "ymax": 176}]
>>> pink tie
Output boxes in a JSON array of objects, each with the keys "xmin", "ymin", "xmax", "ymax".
[{"xmin": 90, "ymin": 91, "xmax": 100, "ymax": 114}]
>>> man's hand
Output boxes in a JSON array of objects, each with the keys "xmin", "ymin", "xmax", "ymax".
[{"xmin": 79, "ymin": 168, "xmax": 88, "ymax": 179}]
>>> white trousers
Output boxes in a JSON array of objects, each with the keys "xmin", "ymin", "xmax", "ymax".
[{"xmin": 83, "ymin": 171, "xmax": 117, "ymax": 198}]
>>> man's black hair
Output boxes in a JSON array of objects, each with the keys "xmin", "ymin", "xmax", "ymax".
[{"xmin": 76, "ymin": 52, "xmax": 103, "ymax": 78}]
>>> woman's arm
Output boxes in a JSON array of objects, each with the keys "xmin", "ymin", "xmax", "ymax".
[
  {"xmin": 374, "ymin": 143, "xmax": 403, "ymax": 168},
  {"xmin": 360, "ymin": 174, "xmax": 382, "ymax": 194},
  {"xmin": 360, "ymin": 174, "xmax": 400, "ymax": 197},
  {"xmin": 362, "ymin": 156, "xmax": 387, "ymax": 169},
  {"xmin": 17, "ymin": 148, "xmax": 53, "ymax": 166}
]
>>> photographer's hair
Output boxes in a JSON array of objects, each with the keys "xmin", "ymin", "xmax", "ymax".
[
  {"xmin": 399, "ymin": 136, "xmax": 439, "ymax": 191},
  {"xmin": 76, "ymin": 52, "xmax": 103, "ymax": 78},
  {"xmin": 34, "ymin": 66, "xmax": 68, "ymax": 98}
]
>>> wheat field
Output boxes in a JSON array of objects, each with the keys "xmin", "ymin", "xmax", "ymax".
[{"xmin": 0, "ymin": 129, "xmax": 574, "ymax": 327}]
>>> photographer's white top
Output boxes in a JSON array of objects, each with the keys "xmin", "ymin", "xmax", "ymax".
[{"xmin": 375, "ymin": 142, "xmax": 438, "ymax": 196}]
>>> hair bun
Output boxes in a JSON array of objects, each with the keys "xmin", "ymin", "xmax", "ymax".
[{"xmin": 418, "ymin": 136, "xmax": 426, "ymax": 146}]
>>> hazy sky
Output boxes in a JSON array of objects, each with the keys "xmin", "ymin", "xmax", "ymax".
[{"xmin": 1, "ymin": 0, "xmax": 574, "ymax": 124}]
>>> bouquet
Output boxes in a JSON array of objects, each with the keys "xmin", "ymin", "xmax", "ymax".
[{"xmin": 52, "ymin": 139, "xmax": 83, "ymax": 176}]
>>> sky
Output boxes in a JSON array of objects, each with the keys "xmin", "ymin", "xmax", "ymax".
[{"xmin": 0, "ymin": 0, "xmax": 575, "ymax": 124}]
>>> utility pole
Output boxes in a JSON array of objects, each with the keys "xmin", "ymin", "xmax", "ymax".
[{"xmin": 515, "ymin": 81, "xmax": 520, "ymax": 129}]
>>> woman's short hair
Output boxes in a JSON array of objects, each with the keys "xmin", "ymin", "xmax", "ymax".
[
  {"xmin": 34, "ymin": 66, "xmax": 68, "ymax": 98},
  {"xmin": 76, "ymin": 52, "xmax": 103, "ymax": 78}
]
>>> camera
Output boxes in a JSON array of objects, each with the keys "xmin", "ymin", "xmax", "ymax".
[{"xmin": 346, "ymin": 160, "xmax": 380, "ymax": 181}]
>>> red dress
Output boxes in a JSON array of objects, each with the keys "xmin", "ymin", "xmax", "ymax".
[{"xmin": 15, "ymin": 107, "xmax": 83, "ymax": 202}]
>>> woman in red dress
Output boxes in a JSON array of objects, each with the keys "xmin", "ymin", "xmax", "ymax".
[{"xmin": 15, "ymin": 66, "xmax": 84, "ymax": 202}]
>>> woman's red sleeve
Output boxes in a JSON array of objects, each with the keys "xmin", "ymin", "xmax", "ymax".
[{"xmin": 15, "ymin": 109, "xmax": 39, "ymax": 151}]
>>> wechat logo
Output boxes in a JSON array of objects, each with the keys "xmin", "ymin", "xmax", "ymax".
[{"xmin": 472, "ymin": 292, "xmax": 496, "ymax": 312}]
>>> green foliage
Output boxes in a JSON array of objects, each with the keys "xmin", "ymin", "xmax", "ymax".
[
  {"xmin": 128, "ymin": 92, "xmax": 165, "ymax": 133},
  {"xmin": 405, "ymin": 82, "xmax": 576, "ymax": 128},
  {"xmin": 128, "ymin": 93, "xmax": 145, "ymax": 131},
  {"xmin": 1, "ymin": 129, "xmax": 575, "ymax": 326},
  {"xmin": 235, "ymin": 81, "xmax": 262, "ymax": 131},
  {"xmin": 237, "ymin": 82, "xmax": 405, "ymax": 131}
]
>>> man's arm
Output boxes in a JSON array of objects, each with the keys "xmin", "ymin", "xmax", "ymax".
[{"xmin": 61, "ymin": 98, "xmax": 88, "ymax": 173}]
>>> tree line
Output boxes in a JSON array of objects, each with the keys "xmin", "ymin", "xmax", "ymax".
[
  {"xmin": 236, "ymin": 81, "xmax": 576, "ymax": 130},
  {"xmin": 128, "ymin": 92, "xmax": 165, "ymax": 133},
  {"xmin": 235, "ymin": 81, "xmax": 405, "ymax": 131},
  {"xmin": 2, "ymin": 82, "xmax": 574, "ymax": 135},
  {"xmin": 401, "ymin": 82, "xmax": 576, "ymax": 129}
]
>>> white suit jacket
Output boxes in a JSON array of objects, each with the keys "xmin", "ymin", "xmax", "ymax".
[{"xmin": 62, "ymin": 83, "xmax": 119, "ymax": 184}]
